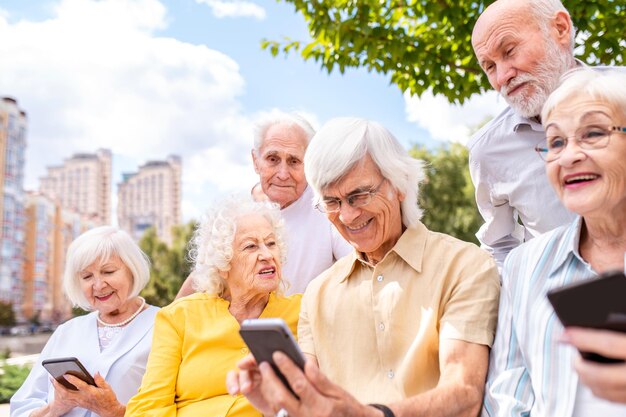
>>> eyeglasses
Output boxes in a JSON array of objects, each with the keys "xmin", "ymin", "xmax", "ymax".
[
  {"xmin": 535, "ymin": 125, "xmax": 626, "ymax": 162},
  {"xmin": 315, "ymin": 179, "xmax": 386, "ymax": 213}
]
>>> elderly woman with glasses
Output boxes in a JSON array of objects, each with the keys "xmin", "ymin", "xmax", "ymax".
[
  {"xmin": 125, "ymin": 195, "xmax": 301, "ymax": 417},
  {"xmin": 483, "ymin": 68, "xmax": 626, "ymax": 417}
]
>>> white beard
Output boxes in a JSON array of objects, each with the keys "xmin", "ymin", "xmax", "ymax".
[{"xmin": 500, "ymin": 41, "xmax": 572, "ymax": 118}]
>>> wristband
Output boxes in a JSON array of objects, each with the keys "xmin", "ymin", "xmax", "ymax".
[{"xmin": 369, "ymin": 403, "xmax": 396, "ymax": 417}]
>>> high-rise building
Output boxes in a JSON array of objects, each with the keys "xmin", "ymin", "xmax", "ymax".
[
  {"xmin": 22, "ymin": 192, "xmax": 93, "ymax": 323},
  {"xmin": 23, "ymin": 192, "xmax": 55, "ymax": 322},
  {"xmin": 40, "ymin": 149, "xmax": 112, "ymax": 225},
  {"xmin": 118, "ymin": 155, "xmax": 181, "ymax": 245},
  {"xmin": 0, "ymin": 97, "xmax": 27, "ymax": 315}
]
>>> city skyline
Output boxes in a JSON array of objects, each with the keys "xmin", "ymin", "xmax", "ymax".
[{"xmin": 1, "ymin": 117, "xmax": 183, "ymax": 321}]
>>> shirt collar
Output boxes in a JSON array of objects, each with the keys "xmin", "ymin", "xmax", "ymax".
[
  {"xmin": 338, "ymin": 221, "xmax": 428, "ymax": 282},
  {"xmin": 548, "ymin": 216, "xmax": 585, "ymax": 277},
  {"xmin": 512, "ymin": 111, "xmax": 543, "ymax": 132}
]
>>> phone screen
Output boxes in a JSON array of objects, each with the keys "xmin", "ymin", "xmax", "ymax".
[
  {"xmin": 547, "ymin": 270, "xmax": 626, "ymax": 363},
  {"xmin": 239, "ymin": 318, "xmax": 305, "ymax": 396},
  {"xmin": 42, "ymin": 357, "xmax": 96, "ymax": 390}
]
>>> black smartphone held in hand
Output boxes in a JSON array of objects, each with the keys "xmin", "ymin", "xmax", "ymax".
[
  {"xmin": 239, "ymin": 318, "xmax": 306, "ymax": 396},
  {"xmin": 42, "ymin": 357, "xmax": 96, "ymax": 391},
  {"xmin": 547, "ymin": 270, "xmax": 626, "ymax": 363}
]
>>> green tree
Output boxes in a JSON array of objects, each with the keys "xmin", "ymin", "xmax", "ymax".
[
  {"xmin": 0, "ymin": 301, "xmax": 16, "ymax": 327},
  {"xmin": 411, "ymin": 143, "xmax": 481, "ymax": 244},
  {"xmin": 264, "ymin": 0, "xmax": 625, "ymax": 103},
  {"xmin": 140, "ymin": 222, "xmax": 196, "ymax": 307}
]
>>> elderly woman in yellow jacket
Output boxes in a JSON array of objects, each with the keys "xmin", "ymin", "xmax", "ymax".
[{"xmin": 125, "ymin": 196, "xmax": 301, "ymax": 417}]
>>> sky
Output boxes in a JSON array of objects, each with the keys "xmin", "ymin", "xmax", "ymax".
[{"xmin": 0, "ymin": 0, "xmax": 507, "ymax": 222}]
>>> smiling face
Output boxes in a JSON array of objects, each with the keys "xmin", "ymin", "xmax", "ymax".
[
  {"xmin": 79, "ymin": 254, "xmax": 135, "ymax": 317},
  {"xmin": 544, "ymin": 95, "xmax": 626, "ymax": 218},
  {"xmin": 252, "ymin": 123, "xmax": 308, "ymax": 209},
  {"xmin": 223, "ymin": 214, "xmax": 282, "ymax": 301},
  {"xmin": 472, "ymin": 0, "xmax": 573, "ymax": 117},
  {"xmin": 322, "ymin": 155, "xmax": 404, "ymax": 264}
]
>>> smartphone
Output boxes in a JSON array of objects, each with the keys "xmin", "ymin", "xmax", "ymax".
[
  {"xmin": 239, "ymin": 318, "xmax": 306, "ymax": 396},
  {"xmin": 547, "ymin": 270, "xmax": 626, "ymax": 363},
  {"xmin": 42, "ymin": 357, "xmax": 96, "ymax": 390}
]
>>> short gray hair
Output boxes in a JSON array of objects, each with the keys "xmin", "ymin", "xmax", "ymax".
[
  {"xmin": 529, "ymin": 0, "xmax": 576, "ymax": 50},
  {"xmin": 542, "ymin": 68, "xmax": 626, "ymax": 123},
  {"xmin": 253, "ymin": 110, "xmax": 315, "ymax": 152},
  {"xmin": 63, "ymin": 226, "xmax": 151, "ymax": 311},
  {"xmin": 304, "ymin": 117, "xmax": 426, "ymax": 228},
  {"xmin": 189, "ymin": 195, "xmax": 288, "ymax": 296}
]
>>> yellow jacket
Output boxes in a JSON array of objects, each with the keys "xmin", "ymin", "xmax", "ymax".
[{"xmin": 125, "ymin": 292, "xmax": 301, "ymax": 417}]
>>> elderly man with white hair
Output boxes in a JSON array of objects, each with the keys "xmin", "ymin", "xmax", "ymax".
[
  {"xmin": 177, "ymin": 111, "xmax": 351, "ymax": 297},
  {"xmin": 228, "ymin": 117, "xmax": 500, "ymax": 417},
  {"xmin": 470, "ymin": 0, "xmax": 626, "ymax": 269}
]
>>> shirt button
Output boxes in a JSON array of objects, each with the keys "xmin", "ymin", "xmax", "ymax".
[
  {"xmin": 387, "ymin": 370, "xmax": 394, "ymax": 379},
  {"xmin": 241, "ymin": 348, "xmax": 248, "ymax": 354},
  {"xmin": 379, "ymin": 322, "xmax": 385, "ymax": 331},
  {"xmin": 377, "ymin": 275, "xmax": 384, "ymax": 282}
]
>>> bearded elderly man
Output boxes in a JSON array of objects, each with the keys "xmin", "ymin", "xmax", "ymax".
[
  {"xmin": 227, "ymin": 117, "xmax": 500, "ymax": 417},
  {"xmin": 468, "ymin": 0, "xmax": 582, "ymax": 267},
  {"xmin": 177, "ymin": 111, "xmax": 350, "ymax": 297}
]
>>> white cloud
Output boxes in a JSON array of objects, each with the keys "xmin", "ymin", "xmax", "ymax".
[
  {"xmin": 0, "ymin": 0, "xmax": 258, "ymax": 222},
  {"xmin": 404, "ymin": 89, "xmax": 508, "ymax": 144},
  {"xmin": 195, "ymin": 0, "xmax": 266, "ymax": 20}
]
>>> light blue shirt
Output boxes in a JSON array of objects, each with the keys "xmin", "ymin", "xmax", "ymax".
[{"xmin": 483, "ymin": 218, "xmax": 626, "ymax": 416}]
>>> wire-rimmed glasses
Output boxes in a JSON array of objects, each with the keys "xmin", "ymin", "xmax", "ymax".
[
  {"xmin": 535, "ymin": 125, "xmax": 626, "ymax": 162},
  {"xmin": 315, "ymin": 179, "xmax": 387, "ymax": 213}
]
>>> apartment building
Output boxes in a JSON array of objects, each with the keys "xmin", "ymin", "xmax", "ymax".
[
  {"xmin": 117, "ymin": 155, "xmax": 181, "ymax": 245},
  {"xmin": 39, "ymin": 149, "xmax": 112, "ymax": 225},
  {"xmin": 0, "ymin": 97, "xmax": 27, "ymax": 316},
  {"xmin": 22, "ymin": 192, "xmax": 96, "ymax": 323}
]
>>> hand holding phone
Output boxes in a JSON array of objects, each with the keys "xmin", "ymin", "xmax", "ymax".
[
  {"xmin": 547, "ymin": 270, "xmax": 626, "ymax": 363},
  {"xmin": 42, "ymin": 357, "xmax": 96, "ymax": 391},
  {"xmin": 239, "ymin": 318, "xmax": 305, "ymax": 396}
]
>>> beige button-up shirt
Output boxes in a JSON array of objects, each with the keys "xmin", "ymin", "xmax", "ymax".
[{"xmin": 298, "ymin": 221, "xmax": 500, "ymax": 403}]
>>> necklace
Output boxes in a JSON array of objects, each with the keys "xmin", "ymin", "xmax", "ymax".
[{"xmin": 97, "ymin": 297, "xmax": 146, "ymax": 327}]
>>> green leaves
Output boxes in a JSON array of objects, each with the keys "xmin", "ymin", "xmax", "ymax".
[
  {"xmin": 139, "ymin": 222, "xmax": 196, "ymax": 307},
  {"xmin": 265, "ymin": 0, "xmax": 625, "ymax": 103},
  {"xmin": 0, "ymin": 363, "xmax": 31, "ymax": 403},
  {"xmin": 410, "ymin": 143, "xmax": 481, "ymax": 244}
]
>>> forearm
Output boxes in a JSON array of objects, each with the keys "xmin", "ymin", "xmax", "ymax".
[
  {"xmin": 390, "ymin": 341, "xmax": 489, "ymax": 417},
  {"xmin": 390, "ymin": 380, "xmax": 483, "ymax": 417}
]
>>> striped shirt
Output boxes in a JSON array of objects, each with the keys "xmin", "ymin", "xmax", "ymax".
[{"xmin": 483, "ymin": 217, "xmax": 626, "ymax": 417}]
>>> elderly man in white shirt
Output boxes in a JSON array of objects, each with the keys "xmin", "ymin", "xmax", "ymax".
[
  {"xmin": 177, "ymin": 111, "xmax": 351, "ymax": 297},
  {"xmin": 468, "ymin": 0, "xmax": 579, "ymax": 268}
]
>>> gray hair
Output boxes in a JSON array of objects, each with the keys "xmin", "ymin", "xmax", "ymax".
[
  {"xmin": 63, "ymin": 226, "xmax": 150, "ymax": 311},
  {"xmin": 253, "ymin": 110, "xmax": 316, "ymax": 152},
  {"xmin": 189, "ymin": 194, "xmax": 288, "ymax": 296},
  {"xmin": 528, "ymin": 0, "xmax": 576, "ymax": 50},
  {"xmin": 542, "ymin": 68, "xmax": 626, "ymax": 123},
  {"xmin": 304, "ymin": 117, "xmax": 425, "ymax": 228}
]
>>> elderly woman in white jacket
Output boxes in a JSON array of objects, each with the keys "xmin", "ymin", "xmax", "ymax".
[{"xmin": 11, "ymin": 226, "xmax": 158, "ymax": 417}]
